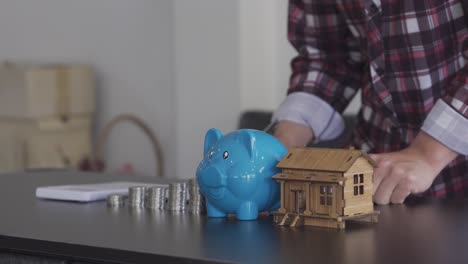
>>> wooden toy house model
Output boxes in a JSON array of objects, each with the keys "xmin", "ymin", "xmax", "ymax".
[{"xmin": 273, "ymin": 147, "xmax": 379, "ymax": 229}]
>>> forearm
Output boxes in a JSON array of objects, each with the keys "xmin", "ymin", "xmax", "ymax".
[
  {"xmin": 273, "ymin": 120, "xmax": 314, "ymax": 149},
  {"xmin": 407, "ymin": 131, "xmax": 458, "ymax": 172}
]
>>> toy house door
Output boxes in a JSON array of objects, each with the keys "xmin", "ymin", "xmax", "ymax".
[
  {"xmin": 291, "ymin": 190, "xmax": 305, "ymax": 214},
  {"xmin": 286, "ymin": 182, "xmax": 306, "ymax": 214},
  {"xmin": 315, "ymin": 184, "xmax": 335, "ymax": 216}
]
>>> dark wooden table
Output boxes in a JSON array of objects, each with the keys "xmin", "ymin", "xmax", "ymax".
[{"xmin": 0, "ymin": 171, "xmax": 467, "ymax": 264}]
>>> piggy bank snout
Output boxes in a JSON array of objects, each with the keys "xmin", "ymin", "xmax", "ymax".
[{"xmin": 199, "ymin": 166, "xmax": 227, "ymax": 188}]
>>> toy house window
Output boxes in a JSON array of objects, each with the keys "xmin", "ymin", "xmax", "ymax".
[
  {"xmin": 319, "ymin": 185, "xmax": 333, "ymax": 206},
  {"xmin": 320, "ymin": 186, "xmax": 325, "ymax": 194},
  {"xmin": 353, "ymin": 174, "xmax": 365, "ymax": 196}
]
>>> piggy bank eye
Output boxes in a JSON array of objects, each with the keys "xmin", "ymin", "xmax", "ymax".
[
  {"xmin": 209, "ymin": 150, "xmax": 214, "ymax": 159},
  {"xmin": 223, "ymin": 151, "xmax": 229, "ymax": 160}
]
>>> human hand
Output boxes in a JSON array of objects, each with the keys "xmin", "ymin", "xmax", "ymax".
[
  {"xmin": 369, "ymin": 132, "xmax": 457, "ymax": 205},
  {"xmin": 272, "ymin": 120, "xmax": 314, "ymax": 149},
  {"xmin": 369, "ymin": 150, "xmax": 439, "ymax": 205}
]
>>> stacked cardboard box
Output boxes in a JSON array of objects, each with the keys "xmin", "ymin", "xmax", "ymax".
[{"xmin": 0, "ymin": 63, "xmax": 95, "ymax": 172}]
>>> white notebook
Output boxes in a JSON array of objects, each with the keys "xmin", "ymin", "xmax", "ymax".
[{"xmin": 36, "ymin": 181, "xmax": 168, "ymax": 202}]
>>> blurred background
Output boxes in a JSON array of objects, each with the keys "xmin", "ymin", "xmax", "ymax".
[{"xmin": 0, "ymin": 0, "xmax": 360, "ymax": 179}]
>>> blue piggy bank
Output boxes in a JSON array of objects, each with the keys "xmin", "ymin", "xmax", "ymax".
[{"xmin": 196, "ymin": 128, "xmax": 287, "ymax": 220}]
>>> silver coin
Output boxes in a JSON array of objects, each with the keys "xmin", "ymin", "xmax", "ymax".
[
  {"xmin": 146, "ymin": 186, "xmax": 167, "ymax": 210},
  {"xmin": 167, "ymin": 183, "xmax": 189, "ymax": 211},
  {"xmin": 128, "ymin": 186, "xmax": 147, "ymax": 207},
  {"xmin": 107, "ymin": 194, "xmax": 126, "ymax": 207},
  {"xmin": 188, "ymin": 192, "xmax": 206, "ymax": 214}
]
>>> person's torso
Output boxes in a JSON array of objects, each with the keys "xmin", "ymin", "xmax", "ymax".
[{"xmin": 336, "ymin": 0, "xmax": 466, "ymax": 153}]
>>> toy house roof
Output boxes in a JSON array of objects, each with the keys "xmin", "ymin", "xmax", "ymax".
[{"xmin": 276, "ymin": 147, "xmax": 376, "ymax": 173}]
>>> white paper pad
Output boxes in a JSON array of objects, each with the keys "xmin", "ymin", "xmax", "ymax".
[{"xmin": 36, "ymin": 181, "xmax": 168, "ymax": 202}]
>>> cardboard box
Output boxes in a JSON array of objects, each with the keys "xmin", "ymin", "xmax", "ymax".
[
  {"xmin": 0, "ymin": 115, "xmax": 92, "ymax": 172},
  {"xmin": 0, "ymin": 63, "xmax": 95, "ymax": 172},
  {"xmin": 0, "ymin": 63, "xmax": 95, "ymax": 119}
]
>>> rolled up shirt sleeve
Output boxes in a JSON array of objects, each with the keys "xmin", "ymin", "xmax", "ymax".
[
  {"xmin": 421, "ymin": 99, "xmax": 468, "ymax": 155},
  {"xmin": 422, "ymin": 39, "xmax": 468, "ymax": 155},
  {"xmin": 272, "ymin": 92, "xmax": 345, "ymax": 142}
]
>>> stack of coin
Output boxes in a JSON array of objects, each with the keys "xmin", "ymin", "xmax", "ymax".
[
  {"xmin": 107, "ymin": 194, "xmax": 126, "ymax": 208},
  {"xmin": 187, "ymin": 178, "xmax": 197, "ymax": 199},
  {"xmin": 164, "ymin": 187, "xmax": 169, "ymax": 208},
  {"xmin": 128, "ymin": 186, "xmax": 147, "ymax": 208},
  {"xmin": 167, "ymin": 182, "xmax": 188, "ymax": 211},
  {"xmin": 188, "ymin": 178, "xmax": 205, "ymax": 214},
  {"xmin": 146, "ymin": 186, "xmax": 167, "ymax": 210}
]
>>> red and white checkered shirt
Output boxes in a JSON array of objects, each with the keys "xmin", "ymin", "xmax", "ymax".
[{"xmin": 274, "ymin": 0, "xmax": 468, "ymax": 198}]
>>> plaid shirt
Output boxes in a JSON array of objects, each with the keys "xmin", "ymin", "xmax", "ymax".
[{"xmin": 274, "ymin": 0, "xmax": 468, "ymax": 199}]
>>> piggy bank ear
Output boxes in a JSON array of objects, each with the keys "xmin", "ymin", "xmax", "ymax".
[
  {"xmin": 204, "ymin": 128, "xmax": 223, "ymax": 155},
  {"xmin": 237, "ymin": 130, "xmax": 255, "ymax": 159}
]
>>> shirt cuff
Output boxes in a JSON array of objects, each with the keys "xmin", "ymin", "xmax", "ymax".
[
  {"xmin": 421, "ymin": 99, "xmax": 468, "ymax": 155},
  {"xmin": 271, "ymin": 92, "xmax": 345, "ymax": 142}
]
